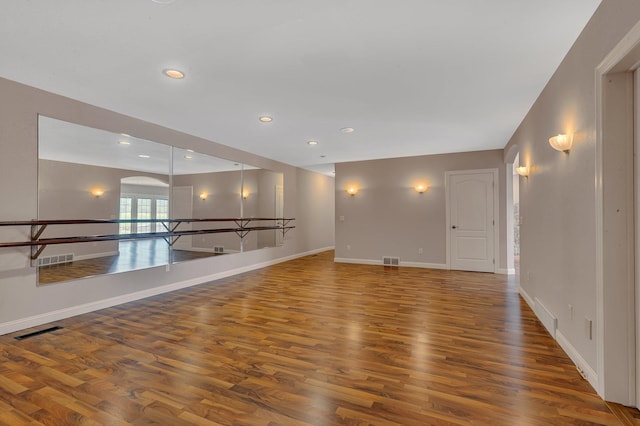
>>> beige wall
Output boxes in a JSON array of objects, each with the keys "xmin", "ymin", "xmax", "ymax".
[
  {"xmin": 0, "ymin": 76, "xmax": 334, "ymax": 334},
  {"xmin": 173, "ymin": 170, "xmax": 244, "ymax": 251},
  {"xmin": 503, "ymin": 0, "xmax": 640, "ymax": 403},
  {"xmin": 295, "ymin": 168, "xmax": 335, "ymax": 253},
  {"xmin": 335, "ymin": 150, "xmax": 508, "ymax": 270},
  {"xmin": 38, "ymin": 159, "xmax": 169, "ymax": 258}
]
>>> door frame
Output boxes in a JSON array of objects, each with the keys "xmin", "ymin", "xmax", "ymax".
[
  {"xmin": 595, "ymin": 19, "xmax": 639, "ymax": 405},
  {"xmin": 445, "ymin": 168, "xmax": 499, "ymax": 273}
]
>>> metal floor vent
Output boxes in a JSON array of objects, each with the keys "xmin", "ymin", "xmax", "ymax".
[
  {"xmin": 382, "ymin": 256, "xmax": 400, "ymax": 266},
  {"xmin": 38, "ymin": 253, "xmax": 74, "ymax": 266},
  {"xmin": 15, "ymin": 326, "xmax": 63, "ymax": 340}
]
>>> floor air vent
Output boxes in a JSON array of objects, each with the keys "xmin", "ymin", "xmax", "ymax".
[
  {"xmin": 38, "ymin": 253, "xmax": 74, "ymax": 266},
  {"xmin": 383, "ymin": 256, "xmax": 400, "ymax": 266},
  {"xmin": 15, "ymin": 326, "xmax": 63, "ymax": 340}
]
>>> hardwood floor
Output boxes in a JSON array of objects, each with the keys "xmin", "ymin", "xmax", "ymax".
[
  {"xmin": 2, "ymin": 250, "xmax": 639, "ymax": 425},
  {"xmin": 39, "ymin": 240, "xmax": 221, "ymax": 284}
]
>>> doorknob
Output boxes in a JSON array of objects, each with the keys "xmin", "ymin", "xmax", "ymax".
[{"xmin": 452, "ymin": 225, "xmax": 457, "ymax": 229}]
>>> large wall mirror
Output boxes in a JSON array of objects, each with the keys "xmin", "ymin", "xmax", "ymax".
[{"xmin": 37, "ymin": 116, "xmax": 284, "ymax": 285}]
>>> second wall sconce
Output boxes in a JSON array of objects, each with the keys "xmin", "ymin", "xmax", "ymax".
[
  {"xmin": 549, "ymin": 133, "xmax": 573, "ymax": 153},
  {"xmin": 515, "ymin": 166, "xmax": 529, "ymax": 178},
  {"xmin": 347, "ymin": 187, "xmax": 358, "ymax": 196},
  {"xmin": 242, "ymin": 190, "xmax": 250, "ymax": 199},
  {"xmin": 415, "ymin": 184, "xmax": 427, "ymax": 193},
  {"xmin": 90, "ymin": 188, "xmax": 105, "ymax": 198},
  {"xmin": 199, "ymin": 192, "xmax": 208, "ymax": 200}
]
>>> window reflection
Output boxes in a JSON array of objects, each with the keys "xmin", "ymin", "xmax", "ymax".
[{"xmin": 37, "ymin": 115, "xmax": 285, "ymax": 284}]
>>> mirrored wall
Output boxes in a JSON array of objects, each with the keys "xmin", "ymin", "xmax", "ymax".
[{"xmin": 37, "ymin": 116, "xmax": 284, "ymax": 285}]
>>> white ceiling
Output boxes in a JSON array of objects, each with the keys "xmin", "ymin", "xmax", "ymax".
[
  {"xmin": 0, "ymin": 0, "xmax": 602, "ymax": 175},
  {"xmin": 39, "ymin": 115, "xmax": 251, "ymax": 175}
]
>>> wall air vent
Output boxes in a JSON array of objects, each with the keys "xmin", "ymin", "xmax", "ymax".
[
  {"xmin": 214, "ymin": 246, "xmax": 224, "ymax": 254},
  {"xmin": 382, "ymin": 256, "xmax": 400, "ymax": 266}
]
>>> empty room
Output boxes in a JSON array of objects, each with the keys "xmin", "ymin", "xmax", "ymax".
[{"xmin": 1, "ymin": 1, "xmax": 640, "ymax": 424}]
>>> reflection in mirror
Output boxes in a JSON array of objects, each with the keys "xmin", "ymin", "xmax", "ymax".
[
  {"xmin": 37, "ymin": 116, "xmax": 170, "ymax": 284},
  {"xmin": 241, "ymin": 166, "xmax": 285, "ymax": 250},
  {"xmin": 170, "ymin": 148, "xmax": 243, "ymax": 262},
  {"xmin": 36, "ymin": 116, "xmax": 287, "ymax": 283}
]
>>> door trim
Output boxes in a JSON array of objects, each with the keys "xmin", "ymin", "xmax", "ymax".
[
  {"xmin": 445, "ymin": 168, "xmax": 499, "ymax": 273},
  {"xmin": 595, "ymin": 19, "xmax": 640, "ymax": 405}
]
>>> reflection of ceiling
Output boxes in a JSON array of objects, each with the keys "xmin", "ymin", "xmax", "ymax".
[
  {"xmin": 121, "ymin": 176, "xmax": 169, "ymax": 187},
  {"xmin": 39, "ymin": 116, "xmax": 250, "ymax": 175},
  {"xmin": 2, "ymin": 1, "xmax": 602, "ymax": 175}
]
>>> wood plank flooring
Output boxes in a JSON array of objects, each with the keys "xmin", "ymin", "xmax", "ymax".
[
  {"xmin": 2, "ymin": 250, "xmax": 639, "ymax": 425},
  {"xmin": 39, "ymin": 240, "xmax": 220, "ymax": 284}
]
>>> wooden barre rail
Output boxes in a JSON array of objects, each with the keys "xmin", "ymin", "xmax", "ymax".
[
  {"xmin": 0, "ymin": 218, "xmax": 294, "ymax": 227},
  {"xmin": 0, "ymin": 217, "xmax": 295, "ymax": 263}
]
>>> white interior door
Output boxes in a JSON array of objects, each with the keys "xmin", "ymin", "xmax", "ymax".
[
  {"xmin": 171, "ymin": 186, "xmax": 193, "ymax": 251},
  {"xmin": 448, "ymin": 170, "xmax": 496, "ymax": 272}
]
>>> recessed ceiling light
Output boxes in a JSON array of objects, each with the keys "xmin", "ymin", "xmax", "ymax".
[
  {"xmin": 118, "ymin": 140, "xmax": 130, "ymax": 145},
  {"xmin": 121, "ymin": 133, "xmax": 131, "ymax": 137},
  {"xmin": 320, "ymin": 155, "xmax": 326, "ymax": 158},
  {"xmin": 341, "ymin": 127, "xmax": 355, "ymax": 133},
  {"xmin": 186, "ymin": 149, "xmax": 194, "ymax": 152},
  {"xmin": 184, "ymin": 155, "xmax": 193, "ymax": 159},
  {"xmin": 307, "ymin": 141, "xmax": 318, "ymax": 145},
  {"xmin": 163, "ymin": 68, "xmax": 185, "ymax": 79},
  {"xmin": 152, "ymin": 0, "xmax": 176, "ymax": 4},
  {"xmin": 259, "ymin": 116, "xmax": 273, "ymax": 123},
  {"xmin": 138, "ymin": 154, "xmax": 150, "ymax": 158}
]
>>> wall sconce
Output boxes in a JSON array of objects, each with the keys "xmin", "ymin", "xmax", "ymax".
[
  {"xmin": 549, "ymin": 133, "xmax": 573, "ymax": 153},
  {"xmin": 199, "ymin": 192, "xmax": 208, "ymax": 201},
  {"xmin": 515, "ymin": 166, "xmax": 530, "ymax": 178},
  {"xmin": 347, "ymin": 187, "xmax": 358, "ymax": 196},
  {"xmin": 242, "ymin": 190, "xmax": 249, "ymax": 199},
  {"xmin": 90, "ymin": 188, "xmax": 105, "ymax": 198},
  {"xmin": 415, "ymin": 184, "xmax": 427, "ymax": 194}
]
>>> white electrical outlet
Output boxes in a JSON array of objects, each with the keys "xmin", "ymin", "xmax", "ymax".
[
  {"xmin": 346, "ymin": 245, "xmax": 351, "ymax": 250},
  {"xmin": 339, "ymin": 215, "xmax": 345, "ymax": 221},
  {"xmin": 418, "ymin": 248, "xmax": 423, "ymax": 255},
  {"xmin": 568, "ymin": 304, "xmax": 573, "ymax": 320}
]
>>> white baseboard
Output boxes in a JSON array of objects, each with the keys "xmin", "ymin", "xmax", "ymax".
[
  {"xmin": 334, "ymin": 257, "xmax": 447, "ymax": 270},
  {"xmin": 496, "ymin": 268, "xmax": 516, "ymax": 275},
  {"xmin": 334, "ymin": 257, "xmax": 381, "ymax": 266},
  {"xmin": 178, "ymin": 247, "xmax": 240, "ymax": 254},
  {"xmin": 522, "ymin": 288, "xmax": 559, "ymax": 339},
  {"xmin": 74, "ymin": 251, "xmax": 119, "ymax": 261},
  {"xmin": 556, "ymin": 330, "xmax": 599, "ymax": 392},
  {"xmin": 0, "ymin": 246, "xmax": 334, "ymax": 336},
  {"xmin": 519, "ymin": 286, "xmax": 599, "ymax": 393},
  {"xmin": 519, "ymin": 286, "xmax": 535, "ymax": 311},
  {"xmin": 401, "ymin": 261, "xmax": 448, "ymax": 270},
  {"xmin": 534, "ymin": 297, "xmax": 558, "ymax": 339}
]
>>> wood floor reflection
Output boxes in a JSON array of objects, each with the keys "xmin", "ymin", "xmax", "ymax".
[
  {"xmin": 3, "ymin": 250, "xmax": 639, "ymax": 424},
  {"xmin": 38, "ymin": 240, "xmax": 221, "ymax": 284}
]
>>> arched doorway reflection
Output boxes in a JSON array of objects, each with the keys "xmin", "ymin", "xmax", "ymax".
[{"xmin": 117, "ymin": 176, "xmax": 170, "ymax": 269}]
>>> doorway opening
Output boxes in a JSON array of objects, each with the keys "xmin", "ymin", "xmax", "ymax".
[{"xmin": 512, "ymin": 153, "xmax": 521, "ymax": 278}]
